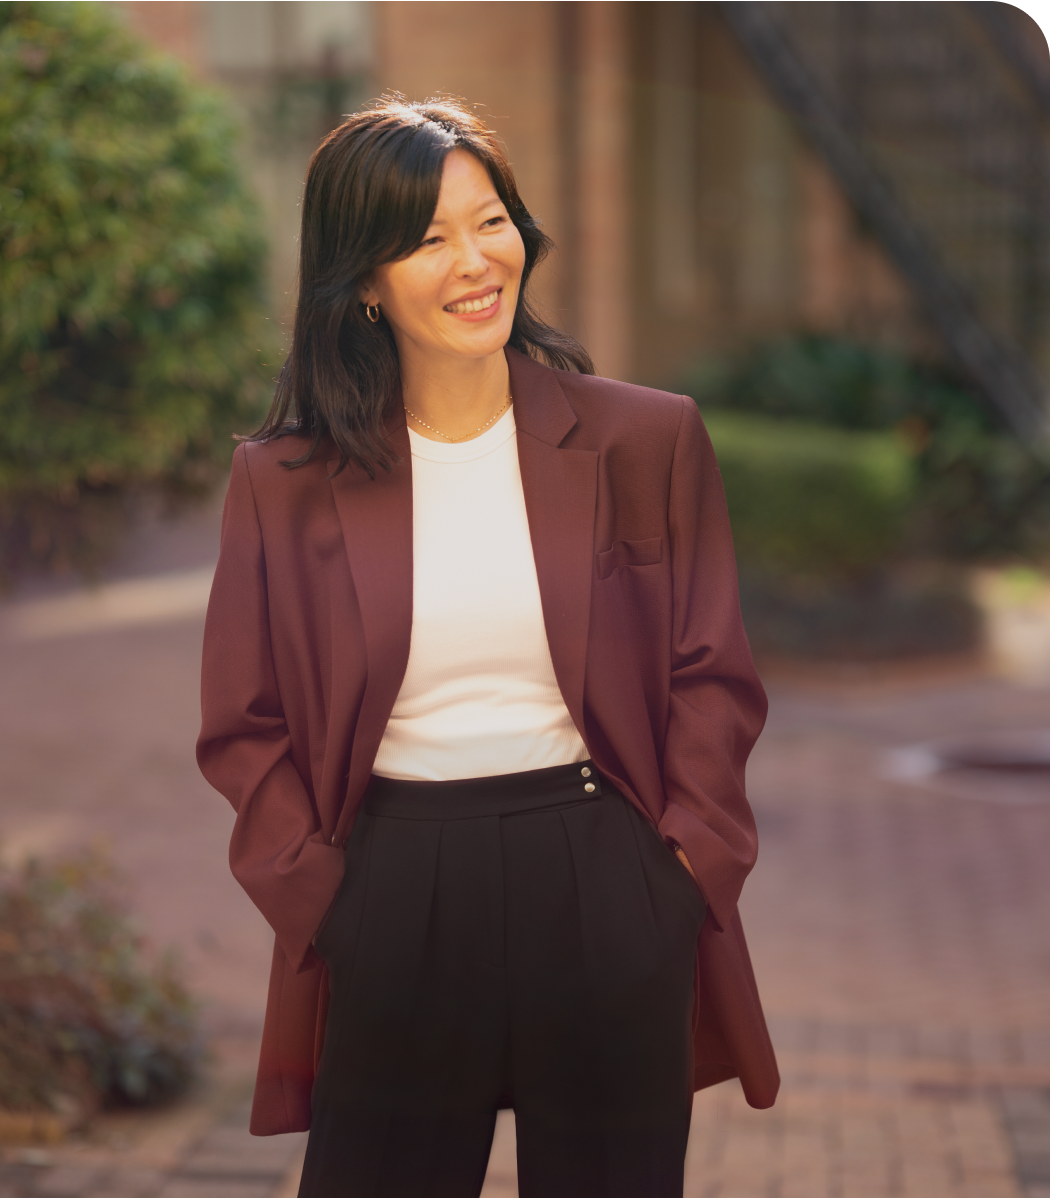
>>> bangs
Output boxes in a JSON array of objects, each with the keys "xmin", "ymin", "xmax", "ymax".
[{"xmin": 353, "ymin": 116, "xmax": 460, "ymax": 268}]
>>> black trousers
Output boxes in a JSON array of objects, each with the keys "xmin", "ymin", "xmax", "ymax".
[{"xmin": 300, "ymin": 761, "xmax": 706, "ymax": 1198}]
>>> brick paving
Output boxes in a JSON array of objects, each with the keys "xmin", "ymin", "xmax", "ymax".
[
  {"xmin": 1, "ymin": 501, "xmax": 1048, "ymax": 1196},
  {"xmin": 0, "ymin": 1101, "xmax": 307, "ymax": 1198},
  {"xmin": 474, "ymin": 669, "xmax": 1050, "ymax": 1198}
]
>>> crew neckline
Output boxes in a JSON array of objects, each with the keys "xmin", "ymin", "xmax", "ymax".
[{"xmin": 407, "ymin": 405, "xmax": 516, "ymax": 463}]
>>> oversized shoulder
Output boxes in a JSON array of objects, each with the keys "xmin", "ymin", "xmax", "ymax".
[
  {"xmin": 558, "ymin": 370, "xmax": 692, "ymax": 441},
  {"xmin": 233, "ymin": 432, "xmax": 334, "ymax": 496},
  {"xmin": 511, "ymin": 350, "xmax": 709, "ymax": 465},
  {"xmin": 507, "ymin": 347, "xmax": 697, "ymax": 449}
]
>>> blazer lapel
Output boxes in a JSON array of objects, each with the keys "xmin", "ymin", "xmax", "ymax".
[
  {"xmin": 508, "ymin": 349, "xmax": 598, "ymax": 742},
  {"xmin": 327, "ymin": 413, "xmax": 413, "ymax": 829}
]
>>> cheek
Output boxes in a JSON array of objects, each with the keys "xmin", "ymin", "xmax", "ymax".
[
  {"xmin": 506, "ymin": 234, "xmax": 527, "ymax": 288},
  {"xmin": 488, "ymin": 241, "xmax": 525, "ymax": 314},
  {"xmin": 378, "ymin": 263, "xmax": 442, "ymax": 324}
]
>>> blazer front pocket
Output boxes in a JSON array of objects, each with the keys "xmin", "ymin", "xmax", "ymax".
[{"xmin": 597, "ymin": 536, "xmax": 663, "ymax": 580}]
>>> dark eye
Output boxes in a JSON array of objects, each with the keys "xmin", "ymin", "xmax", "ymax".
[
  {"xmin": 483, "ymin": 216, "xmax": 506, "ymax": 228},
  {"xmin": 420, "ymin": 235, "xmax": 441, "ymax": 247}
]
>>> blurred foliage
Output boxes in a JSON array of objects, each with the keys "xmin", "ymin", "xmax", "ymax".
[
  {"xmin": 0, "ymin": 1, "xmax": 275, "ymax": 575},
  {"xmin": 0, "ymin": 848, "xmax": 203, "ymax": 1114},
  {"xmin": 699, "ymin": 412, "xmax": 974, "ymax": 659},
  {"xmin": 684, "ymin": 333, "xmax": 1050, "ymax": 561},
  {"xmin": 702, "ymin": 411, "xmax": 915, "ymax": 581},
  {"xmin": 735, "ymin": 563, "xmax": 982, "ymax": 660},
  {"xmin": 700, "ymin": 411, "xmax": 982, "ymax": 657}
]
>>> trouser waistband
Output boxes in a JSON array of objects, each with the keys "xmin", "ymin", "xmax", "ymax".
[{"xmin": 364, "ymin": 759, "xmax": 606, "ymax": 820}]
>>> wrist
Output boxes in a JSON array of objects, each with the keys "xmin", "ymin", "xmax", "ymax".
[{"xmin": 668, "ymin": 838, "xmax": 698, "ymax": 883}]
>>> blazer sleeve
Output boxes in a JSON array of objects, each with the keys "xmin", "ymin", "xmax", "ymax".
[
  {"xmin": 196, "ymin": 444, "xmax": 343, "ymax": 973},
  {"xmin": 656, "ymin": 397, "xmax": 768, "ymax": 933}
]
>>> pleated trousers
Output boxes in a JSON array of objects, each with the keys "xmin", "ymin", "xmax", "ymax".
[{"xmin": 300, "ymin": 760, "xmax": 707, "ymax": 1198}]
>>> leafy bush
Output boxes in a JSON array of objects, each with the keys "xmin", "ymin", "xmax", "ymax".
[
  {"xmin": 702, "ymin": 411, "xmax": 916, "ymax": 581},
  {"xmin": 687, "ymin": 333, "xmax": 945, "ymax": 429},
  {"xmin": 0, "ymin": 1, "xmax": 274, "ymax": 575},
  {"xmin": 685, "ymin": 333, "xmax": 1050, "ymax": 561},
  {"xmin": 0, "ymin": 849, "xmax": 203, "ymax": 1113},
  {"xmin": 694, "ymin": 370, "xmax": 986, "ymax": 659}
]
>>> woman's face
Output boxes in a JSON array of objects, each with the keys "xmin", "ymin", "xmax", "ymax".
[{"xmin": 364, "ymin": 149, "xmax": 526, "ymax": 364}]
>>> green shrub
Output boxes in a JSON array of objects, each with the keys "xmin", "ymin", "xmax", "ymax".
[
  {"xmin": 687, "ymin": 333, "xmax": 938, "ymax": 429},
  {"xmin": 0, "ymin": 1, "xmax": 274, "ymax": 575},
  {"xmin": 702, "ymin": 411, "xmax": 916, "ymax": 581},
  {"xmin": 0, "ymin": 849, "xmax": 203, "ymax": 1113},
  {"xmin": 684, "ymin": 334, "xmax": 1050, "ymax": 561}
]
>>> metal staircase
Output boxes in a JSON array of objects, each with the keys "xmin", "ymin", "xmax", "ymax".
[{"xmin": 721, "ymin": 1, "xmax": 1050, "ymax": 442}]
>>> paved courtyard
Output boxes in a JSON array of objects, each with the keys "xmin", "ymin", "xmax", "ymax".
[{"xmin": 0, "ymin": 491, "xmax": 1047, "ymax": 1197}]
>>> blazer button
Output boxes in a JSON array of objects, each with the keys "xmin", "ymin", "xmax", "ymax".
[
  {"xmin": 580, "ymin": 766, "xmax": 592, "ymax": 777},
  {"xmin": 584, "ymin": 782, "xmax": 596, "ymax": 793}
]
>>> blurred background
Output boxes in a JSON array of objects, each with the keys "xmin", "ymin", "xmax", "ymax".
[{"xmin": 1, "ymin": 3, "xmax": 1049, "ymax": 1197}]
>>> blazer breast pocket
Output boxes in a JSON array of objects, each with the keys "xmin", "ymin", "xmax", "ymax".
[{"xmin": 597, "ymin": 537, "xmax": 663, "ymax": 580}]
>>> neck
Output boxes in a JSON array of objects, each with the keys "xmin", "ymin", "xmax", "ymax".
[{"xmin": 398, "ymin": 345, "xmax": 510, "ymax": 442}]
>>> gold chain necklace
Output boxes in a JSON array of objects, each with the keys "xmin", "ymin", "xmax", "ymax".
[{"xmin": 404, "ymin": 394, "xmax": 512, "ymax": 443}]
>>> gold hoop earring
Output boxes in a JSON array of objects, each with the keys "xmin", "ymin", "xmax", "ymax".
[{"xmin": 365, "ymin": 304, "xmax": 380, "ymax": 323}]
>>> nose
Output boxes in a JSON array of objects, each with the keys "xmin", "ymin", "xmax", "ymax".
[{"xmin": 452, "ymin": 232, "xmax": 488, "ymax": 278}]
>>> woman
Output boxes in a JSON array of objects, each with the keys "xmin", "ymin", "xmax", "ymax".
[{"xmin": 197, "ymin": 97, "xmax": 778, "ymax": 1198}]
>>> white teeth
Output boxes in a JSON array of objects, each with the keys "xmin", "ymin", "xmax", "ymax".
[{"xmin": 446, "ymin": 290, "xmax": 499, "ymax": 314}]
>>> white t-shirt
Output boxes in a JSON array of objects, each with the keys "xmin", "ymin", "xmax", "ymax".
[{"xmin": 371, "ymin": 406, "xmax": 589, "ymax": 781}]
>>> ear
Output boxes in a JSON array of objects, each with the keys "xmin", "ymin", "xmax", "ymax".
[{"xmin": 358, "ymin": 274, "xmax": 378, "ymax": 307}]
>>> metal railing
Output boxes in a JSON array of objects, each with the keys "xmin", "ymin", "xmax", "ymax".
[{"xmin": 722, "ymin": 1, "xmax": 1050, "ymax": 441}]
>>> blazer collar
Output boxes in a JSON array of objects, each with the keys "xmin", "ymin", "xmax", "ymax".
[{"xmin": 505, "ymin": 345, "xmax": 579, "ymax": 447}]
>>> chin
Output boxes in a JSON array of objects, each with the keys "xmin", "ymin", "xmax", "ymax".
[{"xmin": 452, "ymin": 326, "xmax": 513, "ymax": 358}]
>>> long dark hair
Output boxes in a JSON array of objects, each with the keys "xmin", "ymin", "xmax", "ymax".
[{"xmin": 250, "ymin": 95, "xmax": 594, "ymax": 476}]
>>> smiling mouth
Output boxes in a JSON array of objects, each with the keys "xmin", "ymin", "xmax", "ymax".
[{"xmin": 444, "ymin": 289, "xmax": 500, "ymax": 315}]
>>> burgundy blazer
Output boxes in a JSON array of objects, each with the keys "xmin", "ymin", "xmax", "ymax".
[{"xmin": 197, "ymin": 346, "xmax": 779, "ymax": 1135}]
